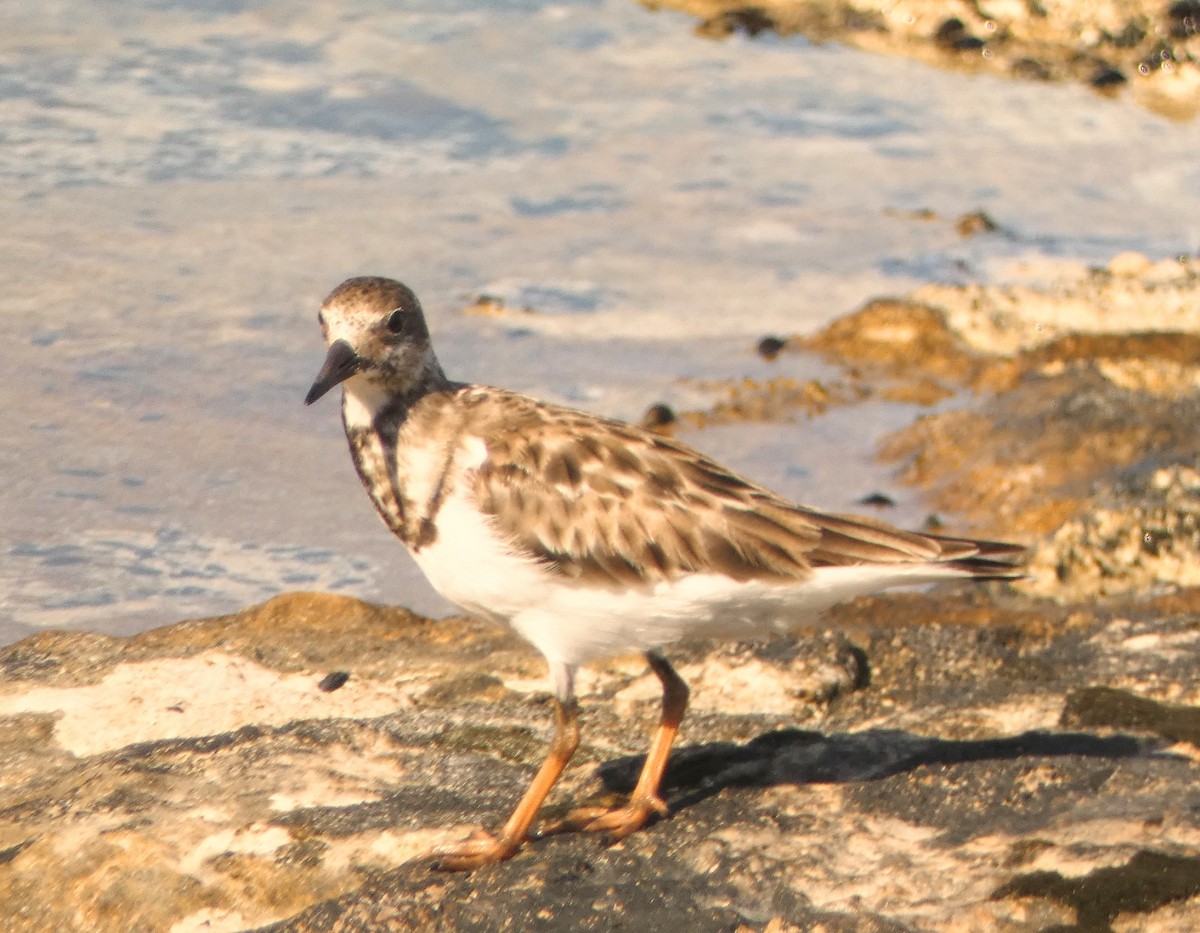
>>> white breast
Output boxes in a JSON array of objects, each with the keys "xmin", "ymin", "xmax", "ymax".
[{"xmin": 408, "ymin": 487, "xmax": 547, "ymax": 621}]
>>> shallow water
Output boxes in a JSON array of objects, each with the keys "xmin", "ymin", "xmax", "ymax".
[{"xmin": 3, "ymin": 0, "xmax": 1199, "ymax": 644}]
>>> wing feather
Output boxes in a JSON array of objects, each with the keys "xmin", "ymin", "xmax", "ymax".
[{"xmin": 462, "ymin": 390, "xmax": 1022, "ymax": 588}]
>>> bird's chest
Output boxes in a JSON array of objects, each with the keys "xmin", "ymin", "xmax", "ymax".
[
  {"xmin": 346, "ymin": 428, "xmax": 408, "ymax": 536},
  {"xmin": 405, "ymin": 484, "xmax": 548, "ymax": 625},
  {"xmin": 344, "ymin": 415, "xmax": 449, "ymax": 550},
  {"xmin": 339, "ymin": 386, "xmax": 547, "ymax": 624}
]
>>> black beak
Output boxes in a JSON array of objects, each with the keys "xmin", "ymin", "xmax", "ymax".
[{"xmin": 305, "ymin": 339, "xmax": 362, "ymax": 405}]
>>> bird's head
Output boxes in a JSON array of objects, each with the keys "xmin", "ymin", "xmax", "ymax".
[{"xmin": 305, "ymin": 276, "xmax": 441, "ymax": 407}]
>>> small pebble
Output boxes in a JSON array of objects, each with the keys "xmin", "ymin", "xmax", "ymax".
[
  {"xmin": 640, "ymin": 403, "xmax": 677, "ymax": 432},
  {"xmin": 756, "ymin": 336, "xmax": 787, "ymax": 361},
  {"xmin": 317, "ymin": 671, "xmax": 351, "ymax": 692},
  {"xmin": 463, "ymin": 295, "xmax": 508, "ymax": 316},
  {"xmin": 1169, "ymin": 0, "xmax": 1200, "ymax": 38},
  {"xmin": 934, "ymin": 18, "xmax": 985, "ymax": 51},
  {"xmin": 1011, "ymin": 57, "xmax": 1052, "ymax": 81},
  {"xmin": 697, "ymin": 8, "xmax": 777, "ymax": 39},
  {"xmin": 956, "ymin": 211, "xmax": 998, "ymax": 237},
  {"xmin": 1090, "ymin": 65, "xmax": 1126, "ymax": 89}
]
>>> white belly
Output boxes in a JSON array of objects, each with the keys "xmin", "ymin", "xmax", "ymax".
[
  {"xmin": 407, "ymin": 489, "xmax": 550, "ymax": 628},
  {"xmin": 409, "ymin": 488, "xmax": 955, "ymax": 668}
]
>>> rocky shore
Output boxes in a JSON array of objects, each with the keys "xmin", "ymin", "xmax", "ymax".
[
  {"xmin": 4, "ymin": 252, "xmax": 1200, "ymax": 931},
  {"xmin": 645, "ymin": 0, "xmax": 1200, "ymax": 119}
]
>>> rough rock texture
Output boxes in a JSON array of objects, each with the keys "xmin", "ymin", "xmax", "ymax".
[
  {"xmin": 7, "ymin": 250, "xmax": 1200, "ymax": 929},
  {"xmin": 3, "ymin": 589, "xmax": 1200, "ymax": 932},
  {"xmin": 798, "ymin": 254, "xmax": 1200, "ymax": 383},
  {"xmin": 646, "ymin": 0, "xmax": 1200, "ymax": 118},
  {"xmin": 915, "ymin": 255, "xmax": 1200, "ymax": 358},
  {"xmin": 675, "ymin": 375, "xmax": 862, "ymax": 428},
  {"xmin": 789, "ymin": 252, "xmax": 1200, "ymax": 603},
  {"xmin": 1025, "ymin": 465, "xmax": 1200, "ymax": 601},
  {"xmin": 681, "ymin": 255, "xmax": 1200, "ymax": 433}
]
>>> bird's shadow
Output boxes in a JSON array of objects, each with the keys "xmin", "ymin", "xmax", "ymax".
[{"xmin": 591, "ymin": 726, "xmax": 1160, "ymax": 815}]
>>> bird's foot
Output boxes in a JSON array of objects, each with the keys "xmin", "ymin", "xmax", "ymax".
[
  {"xmin": 543, "ymin": 794, "xmax": 669, "ymax": 841},
  {"xmin": 427, "ymin": 828, "xmax": 525, "ymax": 872}
]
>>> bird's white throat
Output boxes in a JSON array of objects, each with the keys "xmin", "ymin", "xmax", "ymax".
[{"xmin": 341, "ymin": 376, "xmax": 394, "ymax": 429}]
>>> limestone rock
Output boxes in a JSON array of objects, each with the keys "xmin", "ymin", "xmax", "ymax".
[
  {"xmin": 3, "ymin": 588, "xmax": 1200, "ymax": 931},
  {"xmin": 651, "ymin": 0, "xmax": 1200, "ymax": 118}
]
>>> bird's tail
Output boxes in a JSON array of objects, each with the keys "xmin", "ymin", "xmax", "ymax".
[{"xmin": 925, "ymin": 533, "xmax": 1027, "ymax": 579}]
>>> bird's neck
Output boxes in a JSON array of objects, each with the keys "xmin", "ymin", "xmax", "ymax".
[
  {"xmin": 339, "ymin": 356, "xmax": 464, "ymax": 551},
  {"xmin": 341, "ymin": 355, "xmax": 452, "ymax": 433}
]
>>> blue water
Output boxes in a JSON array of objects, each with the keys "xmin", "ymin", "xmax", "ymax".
[{"xmin": 2, "ymin": 0, "xmax": 1198, "ymax": 643}]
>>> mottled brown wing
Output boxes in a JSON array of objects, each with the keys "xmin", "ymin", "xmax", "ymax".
[
  {"xmin": 465, "ymin": 397, "xmax": 811, "ymax": 586},
  {"xmin": 797, "ymin": 508, "xmax": 1023, "ymax": 576},
  {"xmin": 465, "ymin": 393, "xmax": 1019, "ymax": 588}
]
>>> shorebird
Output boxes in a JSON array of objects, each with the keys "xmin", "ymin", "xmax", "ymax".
[{"xmin": 305, "ymin": 276, "xmax": 1023, "ymax": 870}]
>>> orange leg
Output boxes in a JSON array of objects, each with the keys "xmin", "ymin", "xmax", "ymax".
[
  {"xmin": 552, "ymin": 652, "xmax": 690, "ymax": 840},
  {"xmin": 430, "ymin": 697, "xmax": 580, "ymax": 871}
]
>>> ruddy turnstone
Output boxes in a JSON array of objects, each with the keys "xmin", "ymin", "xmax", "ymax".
[{"xmin": 305, "ymin": 276, "xmax": 1023, "ymax": 871}]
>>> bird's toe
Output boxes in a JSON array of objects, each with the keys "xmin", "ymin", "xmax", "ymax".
[
  {"xmin": 543, "ymin": 795, "xmax": 667, "ymax": 841},
  {"xmin": 427, "ymin": 829, "xmax": 524, "ymax": 871}
]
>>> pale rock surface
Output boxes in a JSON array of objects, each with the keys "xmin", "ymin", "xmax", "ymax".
[{"xmin": 2, "ymin": 587, "xmax": 1199, "ymax": 931}]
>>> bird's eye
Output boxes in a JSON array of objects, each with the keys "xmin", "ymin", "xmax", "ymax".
[{"xmin": 385, "ymin": 309, "xmax": 406, "ymax": 333}]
